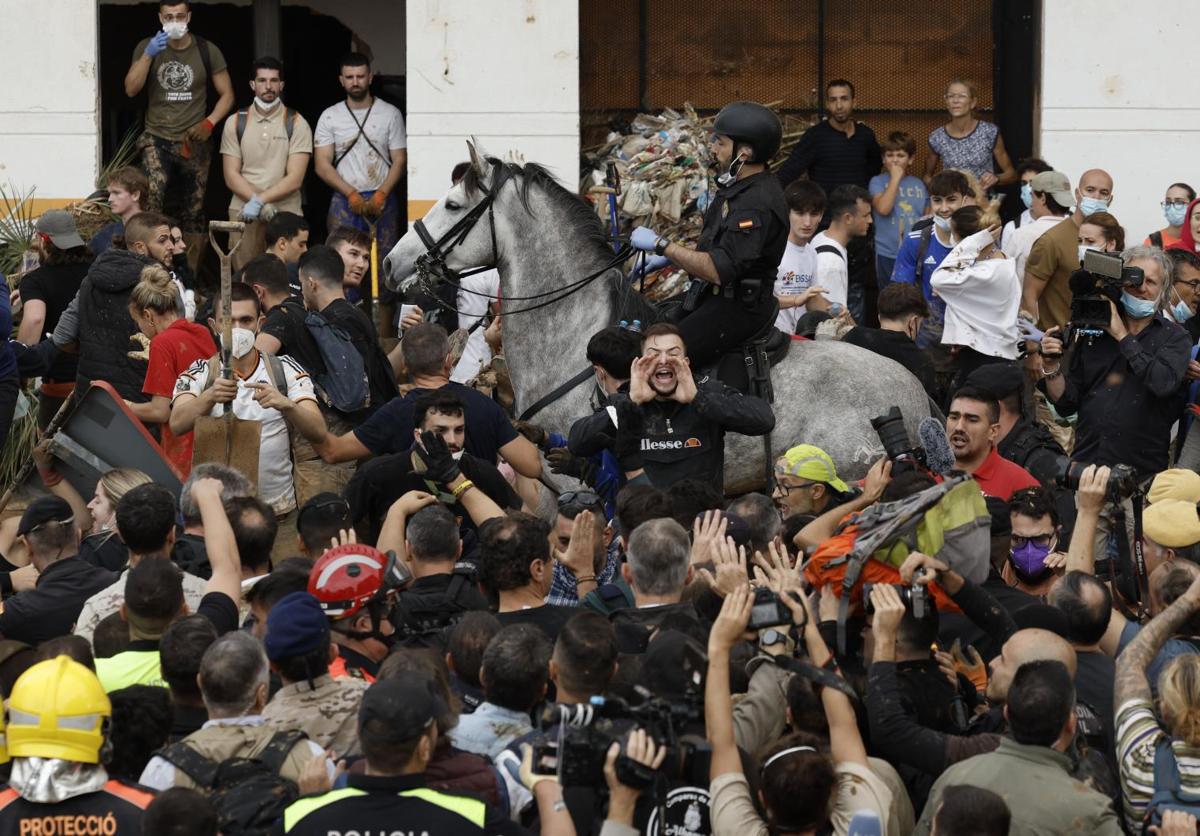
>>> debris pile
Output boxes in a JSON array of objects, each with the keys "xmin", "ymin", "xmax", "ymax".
[{"xmin": 582, "ymin": 103, "xmax": 809, "ymax": 299}]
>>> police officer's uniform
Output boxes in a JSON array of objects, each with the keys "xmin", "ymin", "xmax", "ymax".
[{"xmin": 676, "ymin": 103, "xmax": 790, "ymax": 369}]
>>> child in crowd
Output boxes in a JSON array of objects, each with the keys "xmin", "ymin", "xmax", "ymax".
[{"xmin": 869, "ymin": 131, "xmax": 928, "ymax": 287}]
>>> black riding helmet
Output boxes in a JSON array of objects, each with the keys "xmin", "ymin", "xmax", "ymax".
[{"xmin": 711, "ymin": 101, "xmax": 783, "ymax": 164}]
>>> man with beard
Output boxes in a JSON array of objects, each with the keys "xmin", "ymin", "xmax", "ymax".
[
  {"xmin": 219, "ymin": 56, "xmax": 312, "ymax": 268},
  {"xmin": 628, "ymin": 101, "xmax": 788, "ymax": 369},
  {"xmin": 770, "ymin": 443, "xmax": 855, "ymax": 521},
  {"xmin": 614, "ymin": 323, "xmax": 774, "ymax": 489},
  {"xmin": 946, "ymin": 386, "xmax": 1037, "ymax": 501},
  {"xmin": 314, "ymin": 52, "xmax": 407, "ymax": 256}
]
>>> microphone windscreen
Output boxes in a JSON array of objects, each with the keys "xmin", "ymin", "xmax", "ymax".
[{"xmin": 918, "ymin": 415, "xmax": 956, "ymax": 475}]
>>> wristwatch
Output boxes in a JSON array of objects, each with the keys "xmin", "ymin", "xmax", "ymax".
[
  {"xmin": 654, "ymin": 237, "xmax": 669, "ymax": 256},
  {"xmin": 759, "ymin": 629, "xmax": 795, "ymax": 654}
]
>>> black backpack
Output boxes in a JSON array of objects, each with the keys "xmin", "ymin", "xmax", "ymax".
[
  {"xmin": 156, "ymin": 730, "xmax": 307, "ymax": 836},
  {"xmin": 391, "ymin": 564, "xmax": 478, "ymax": 647}
]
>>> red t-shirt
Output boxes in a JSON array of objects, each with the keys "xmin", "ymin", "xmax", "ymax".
[
  {"xmin": 143, "ymin": 319, "xmax": 217, "ymax": 477},
  {"xmin": 971, "ymin": 446, "xmax": 1039, "ymax": 500}
]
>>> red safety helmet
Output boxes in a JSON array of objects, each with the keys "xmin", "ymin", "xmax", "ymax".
[{"xmin": 308, "ymin": 544, "xmax": 410, "ymax": 620}]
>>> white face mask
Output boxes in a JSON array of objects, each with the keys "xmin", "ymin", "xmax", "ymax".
[
  {"xmin": 254, "ymin": 96, "xmax": 282, "ymax": 112},
  {"xmin": 229, "ymin": 327, "xmax": 256, "ymax": 360},
  {"xmin": 163, "ymin": 21, "xmax": 188, "ymax": 40},
  {"xmin": 933, "ymin": 215, "xmax": 952, "ymax": 231},
  {"xmin": 1078, "ymin": 245, "xmax": 1090, "ymax": 265},
  {"xmin": 451, "ymin": 451, "xmax": 465, "ymax": 461}
]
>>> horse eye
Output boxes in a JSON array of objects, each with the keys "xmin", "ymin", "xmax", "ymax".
[{"xmin": 444, "ymin": 201, "xmax": 461, "ymax": 211}]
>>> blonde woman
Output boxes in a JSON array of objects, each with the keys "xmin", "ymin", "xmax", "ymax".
[
  {"xmin": 926, "ymin": 79, "xmax": 1016, "ymax": 191},
  {"xmin": 31, "ymin": 442, "xmax": 151, "ymax": 572},
  {"xmin": 125, "ymin": 264, "xmax": 215, "ymax": 476}
]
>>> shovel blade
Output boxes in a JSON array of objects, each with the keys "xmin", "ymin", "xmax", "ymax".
[{"xmin": 192, "ymin": 415, "xmax": 262, "ymax": 490}]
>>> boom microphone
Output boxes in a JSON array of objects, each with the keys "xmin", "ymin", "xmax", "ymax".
[{"xmin": 918, "ymin": 416, "xmax": 956, "ymax": 475}]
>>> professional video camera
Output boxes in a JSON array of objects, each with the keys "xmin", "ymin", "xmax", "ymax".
[
  {"xmin": 862, "ymin": 568, "xmax": 932, "ymax": 620},
  {"xmin": 1066, "ymin": 249, "xmax": 1145, "ymax": 342},
  {"xmin": 1055, "ymin": 460, "xmax": 1139, "ymax": 503},
  {"xmin": 531, "ymin": 637, "xmax": 708, "ymax": 789}
]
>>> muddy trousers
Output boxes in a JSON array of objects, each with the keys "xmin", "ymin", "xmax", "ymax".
[{"xmin": 138, "ymin": 132, "xmax": 212, "ymax": 234}]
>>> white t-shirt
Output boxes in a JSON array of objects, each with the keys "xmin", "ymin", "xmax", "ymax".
[
  {"xmin": 172, "ymin": 354, "xmax": 317, "ymax": 512},
  {"xmin": 773, "ymin": 240, "xmax": 817, "ymax": 334},
  {"xmin": 1005, "ymin": 213, "xmax": 1069, "ymax": 281},
  {"xmin": 811, "ymin": 231, "xmax": 849, "ymax": 308},
  {"xmin": 314, "ymin": 98, "xmax": 407, "ymax": 192},
  {"xmin": 451, "ymin": 269, "xmax": 501, "ymax": 383},
  {"xmin": 999, "ymin": 208, "xmax": 1034, "ymax": 254}
]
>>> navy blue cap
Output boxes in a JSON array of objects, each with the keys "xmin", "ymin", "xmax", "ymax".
[{"xmin": 264, "ymin": 591, "xmax": 330, "ymax": 662}]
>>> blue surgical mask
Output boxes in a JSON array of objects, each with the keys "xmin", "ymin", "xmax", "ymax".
[
  {"xmin": 1165, "ymin": 203, "xmax": 1189, "ymax": 227},
  {"xmin": 1078, "ymin": 196, "xmax": 1109, "ymax": 217},
  {"xmin": 1121, "ymin": 291, "xmax": 1157, "ymax": 320},
  {"xmin": 1020, "ymin": 182, "xmax": 1033, "ymax": 209},
  {"xmin": 1173, "ymin": 299, "xmax": 1194, "ymax": 323}
]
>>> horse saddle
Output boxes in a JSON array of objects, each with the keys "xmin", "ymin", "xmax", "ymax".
[{"xmin": 712, "ymin": 321, "xmax": 791, "ymax": 401}]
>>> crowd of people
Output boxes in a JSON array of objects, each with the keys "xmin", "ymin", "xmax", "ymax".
[{"xmin": 4, "ymin": 1, "xmax": 1200, "ymax": 835}]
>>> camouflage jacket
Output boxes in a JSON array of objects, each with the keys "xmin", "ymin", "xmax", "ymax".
[
  {"xmin": 261, "ymin": 673, "xmax": 368, "ymax": 758},
  {"xmin": 74, "ymin": 568, "xmax": 208, "ymax": 643}
]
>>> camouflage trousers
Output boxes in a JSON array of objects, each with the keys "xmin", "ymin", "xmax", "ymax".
[{"xmin": 137, "ymin": 131, "xmax": 212, "ymax": 233}]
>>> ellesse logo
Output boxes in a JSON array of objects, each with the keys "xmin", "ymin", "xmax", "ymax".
[{"xmin": 641, "ymin": 437, "xmax": 702, "ymax": 451}]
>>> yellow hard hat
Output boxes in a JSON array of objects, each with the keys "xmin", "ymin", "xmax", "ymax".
[{"xmin": 7, "ymin": 656, "xmax": 110, "ymax": 763}]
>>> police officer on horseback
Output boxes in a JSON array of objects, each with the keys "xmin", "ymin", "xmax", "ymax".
[{"xmin": 630, "ymin": 101, "xmax": 789, "ymax": 370}]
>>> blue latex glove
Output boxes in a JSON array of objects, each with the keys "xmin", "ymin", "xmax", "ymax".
[
  {"xmin": 630, "ymin": 254, "xmax": 669, "ymax": 280},
  {"xmin": 145, "ymin": 30, "xmax": 169, "ymax": 58},
  {"xmin": 1017, "ymin": 318, "xmax": 1044, "ymax": 343},
  {"xmin": 630, "ymin": 226, "xmax": 660, "ymax": 252},
  {"xmin": 240, "ymin": 195, "xmax": 263, "ymax": 221}
]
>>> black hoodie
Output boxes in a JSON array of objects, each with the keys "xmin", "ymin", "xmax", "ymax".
[{"xmin": 75, "ymin": 247, "xmax": 153, "ymax": 401}]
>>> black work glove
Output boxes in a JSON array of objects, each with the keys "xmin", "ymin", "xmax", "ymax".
[
  {"xmin": 547, "ymin": 447, "xmax": 598, "ymax": 487},
  {"xmin": 514, "ymin": 420, "xmax": 548, "ymax": 449},
  {"xmin": 613, "ymin": 400, "xmax": 645, "ymax": 474},
  {"xmin": 414, "ymin": 430, "xmax": 462, "ymax": 486}
]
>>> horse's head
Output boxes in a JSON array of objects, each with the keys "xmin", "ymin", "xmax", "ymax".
[{"xmin": 383, "ymin": 140, "xmax": 506, "ymax": 292}]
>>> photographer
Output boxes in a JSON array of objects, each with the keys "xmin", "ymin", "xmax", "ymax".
[
  {"xmin": 1039, "ymin": 246, "xmax": 1190, "ymax": 480},
  {"xmin": 598, "ymin": 730, "xmax": 667, "ymax": 836},
  {"xmin": 707, "ymin": 585, "xmax": 895, "ymax": 835}
]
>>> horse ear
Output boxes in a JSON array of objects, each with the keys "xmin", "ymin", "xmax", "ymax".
[{"xmin": 467, "ymin": 138, "xmax": 491, "ymax": 178}]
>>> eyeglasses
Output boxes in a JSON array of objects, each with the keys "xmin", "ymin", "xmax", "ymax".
[
  {"xmin": 1163, "ymin": 200, "xmax": 1191, "ymax": 208},
  {"xmin": 944, "ymin": 93, "xmax": 971, "ymax": 101},
  {"xmin": 1176, "ymin": 279, "xmax": 1200, "ymax": 292},
  {"xmin": 557, "ymin": 490, "xmax": 601, "ymax": 511},
  {"xmin": 775, "ymin": 480, "xmax": 819, "ymax": 497},
  {"xmin": 1010, "ymin": 534, "xmax": 1054, "ymax": 549}
]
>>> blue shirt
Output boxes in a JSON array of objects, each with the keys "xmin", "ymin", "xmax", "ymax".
[
  {"xmin": 891, "ymin": 228, "xmax": 954, "ymax": 349},
  {"xmin": 89, "ymin": 221, "xmax": 123, "ymax": 256},
  {"xmin": 869, "ymin": 174, "xmax": 928, "ymax": 259},
  {"xmin": 0, "ymin": 276, "xmax": 15, "ymax": 380}
]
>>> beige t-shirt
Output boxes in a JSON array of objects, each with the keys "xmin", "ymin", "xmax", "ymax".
[
  {"xmin": 133, "ymin": 36, "xmax": 226, "ymax": 141},
  {"xmin": 710, "ymin": 761, "xmax": 895, "ymax": 836},
  {"xmin": 220, "ymin": 105, "xmax": 313, "ymax": 214}
]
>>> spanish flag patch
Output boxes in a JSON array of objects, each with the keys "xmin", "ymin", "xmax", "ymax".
[{"xmin": 738, "ymin": 219, "xmax": 754, "ymax": 229}]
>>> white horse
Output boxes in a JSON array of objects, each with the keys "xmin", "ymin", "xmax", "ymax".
[{"xmin": 384, "ymin": 143, "xmax": 930, "ymax": 491}]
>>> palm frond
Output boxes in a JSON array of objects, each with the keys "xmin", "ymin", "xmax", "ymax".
[
  {"xmin": 0, "ymin": 183, "xmax": 36, "ymax": 277},
  {"xmin": 97, "ymin": 121, "xmax": 143, "ymax": 190}
]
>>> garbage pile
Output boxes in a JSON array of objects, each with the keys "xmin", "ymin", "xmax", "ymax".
[{"xmin": 582, "ymin": 103, "xmax": 809, "ymax": 300}]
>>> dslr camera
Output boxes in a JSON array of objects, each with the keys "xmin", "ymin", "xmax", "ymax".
[
  {"xmin": 871, "ymin": 406, "xmax": 926, "ymax": 470},
  {"xmin": 1066, "ymin": 249, "xmax": 1145, "ymax": 342},
  {"xmin": 863, "ymin": 569, "xmax": 931, "ymax": 620},
  {"xmin": 1055, "ymin": 460, "xmax": 1139, "ymax": 503}
]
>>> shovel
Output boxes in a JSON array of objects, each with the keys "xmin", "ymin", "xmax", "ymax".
[{"xmin": 191, "ymin": 221, "xmax": 262, "ymax": 487}]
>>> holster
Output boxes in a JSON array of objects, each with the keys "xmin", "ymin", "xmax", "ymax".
[{"xmin": 681, "ymin": 280, "xmax": 705, "ymax": 313}]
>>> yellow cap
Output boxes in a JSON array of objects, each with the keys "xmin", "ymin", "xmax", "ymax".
[
  {"xmin": 1148, "ymin": 469, "xmax": 1200, "ymax": 505},
  {"xmin": 775, "ymin": 444, "xmax": 850, "ymax": 494},
  {"xmin": 1144, "ymin": 499, "xmax": 1200, "ymax": 550},
  {"xmin": 7, "ymin": 656, "xmax": 110, "ymax": 764}
]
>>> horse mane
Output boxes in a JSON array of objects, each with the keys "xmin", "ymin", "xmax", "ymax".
[{"xmin": 462, "ymin": 156, "xmax": 657, "ymax": 324}]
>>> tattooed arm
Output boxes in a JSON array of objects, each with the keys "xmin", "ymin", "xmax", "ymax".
[{"xmin": 1115, "ymin": 573, "xmax": 1200, "ymax": 705}]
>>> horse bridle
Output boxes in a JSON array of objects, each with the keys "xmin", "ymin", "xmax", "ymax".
[{"xmin": 412, "ymin": 165, "xmax": 508, "ymax": 286}]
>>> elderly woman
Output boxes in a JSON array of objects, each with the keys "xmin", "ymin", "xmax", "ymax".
[{"xmin": 926, "ymin": 80, "xmax": 1016, "ymax": 192}]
